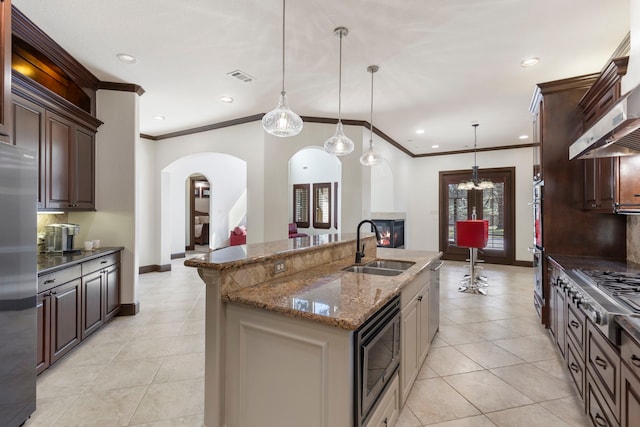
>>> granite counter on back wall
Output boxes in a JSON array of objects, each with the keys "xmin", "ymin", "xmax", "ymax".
[{"xmin": 37, "ymin": 247, "xmax": 124, "ymax": 274}]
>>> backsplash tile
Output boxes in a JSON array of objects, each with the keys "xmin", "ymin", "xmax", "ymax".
[{"xmin": 628, "ymin": 216, "xmax": 640, "ymax": 264}]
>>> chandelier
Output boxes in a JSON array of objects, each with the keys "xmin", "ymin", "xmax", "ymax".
[{"xmin": 458, "ymin": 123, "xmax": 494, "ymax": 190}]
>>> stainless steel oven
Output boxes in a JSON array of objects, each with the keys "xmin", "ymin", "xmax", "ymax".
[
  {"xmin": 530, "ymin": 181, "xmax": 544, "ymax": 317},
  {"xmin": 354, "ymin": 295, "xmax": 401, "ymax": 427}
]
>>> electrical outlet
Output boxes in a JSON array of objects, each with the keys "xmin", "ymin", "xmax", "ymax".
[{"xmin": 274, "ymin": 260, "xmax": 286, "ymax": 274}]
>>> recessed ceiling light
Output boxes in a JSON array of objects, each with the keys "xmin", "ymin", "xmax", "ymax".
[
  {"xmin": 416, "ymin": 129, "xmax": 425, "ymax": 134},
  {"xmin": 152, "ymin": 115, "xmax": 165, "ymax": 121},
  {"xmin": 432, "ymin": 145, "xmax": 439, "ymax": 149},
  {"xmin": 220, "ymin": 96, "xmax": 234, "ymax": 103},
  {"xmin": 521, "ymin": 57, "xmax": 539, "ymax": 67},
  {"xmin": 117, "ymin": 53, "xmax": 137, "ymax": 64},
  {"xmin": 519, "ymin": 134, "xmax": 529, "ymax": 140}
]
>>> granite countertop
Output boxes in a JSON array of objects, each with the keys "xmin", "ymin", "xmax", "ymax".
[
  {"xmin": 184, "ymin": 233, "xmax": 360, "ymax": 270},
  {"xmin": 223, "ymin": 248, "xmax": 442, "ymax": 330},
  {"xmin": 548, "ymin": 254, "xmax": 640, "ymax": 273},
  {"xmin": 37, "ymin": 247, "xmax": 123, "ymax": 275}
]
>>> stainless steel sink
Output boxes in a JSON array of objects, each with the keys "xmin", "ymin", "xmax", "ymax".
[
  {"xmin": 343, "ymin": 265, "xmax": 404, "ymax": 276},
  {"xmin": 365, "ymin": 260, "xmax": 415, "ymax": 271}
]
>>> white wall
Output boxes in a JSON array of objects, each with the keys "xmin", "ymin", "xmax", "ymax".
[
  {"xmin": 70, "ymin": 90, "xmax": 139, "ymax": 305},
  {"xmin": 410, "ymin": 147, "xmax": 534, "ymax": 262},
  {"xmin": 162, "ymin": 153, "xmax": 246, "ymax": 253},
  {"xmin": 289, "ymin": 147, "xmax": 342, "ymax": 235}
]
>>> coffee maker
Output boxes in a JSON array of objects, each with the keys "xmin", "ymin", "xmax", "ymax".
[{"xmin": 45, "ymin": 223, "xmax": 80, "ymax": 253}]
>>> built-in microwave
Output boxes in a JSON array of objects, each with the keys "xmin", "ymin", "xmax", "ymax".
[{"xmin": 353, "ymin": 295, "xmax": 401, "ymax": 427}]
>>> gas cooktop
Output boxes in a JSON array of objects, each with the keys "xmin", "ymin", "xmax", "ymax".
[{"xmin": 578, "ymin": 270, "xmax": 640, "ymax": 313}]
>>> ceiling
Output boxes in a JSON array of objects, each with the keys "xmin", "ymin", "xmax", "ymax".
[{"xmin": 12, "ymin": 0, "xmax": 631, "ymax": 155}]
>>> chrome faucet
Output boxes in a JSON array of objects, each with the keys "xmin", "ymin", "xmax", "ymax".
[{"xmin": 355, "ymin": 220, "xmax": 381, "ymax": 264}]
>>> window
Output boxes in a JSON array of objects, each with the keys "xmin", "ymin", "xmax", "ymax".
[
  {"xmin": 293, "ymin": 184, "xmax": 310, "ymax": 228},
  {"xmin": 313, "ymin": 183, "xmax": 331, "ymax": 229}
]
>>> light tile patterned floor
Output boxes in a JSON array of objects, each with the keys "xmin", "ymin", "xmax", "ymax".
[{"xmin": 24, "ymin": 257, "xmax": 590, "ymax": 426}]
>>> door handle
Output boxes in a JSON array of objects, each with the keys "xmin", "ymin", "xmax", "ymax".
[{"xmin": 594, "ymin": 356, "xmax": 608, "ymax": 370}]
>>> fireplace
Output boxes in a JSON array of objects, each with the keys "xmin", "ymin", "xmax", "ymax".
[{"xmin": 372, "ymin": 219, "xmax": 405, "ymax": 248}]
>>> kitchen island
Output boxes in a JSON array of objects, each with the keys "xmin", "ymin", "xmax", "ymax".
[{"xmin": 185, "ymin": 233, "xmax": 441, "ymax": 427}]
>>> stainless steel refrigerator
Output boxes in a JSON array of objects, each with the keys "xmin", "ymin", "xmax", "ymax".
[{"xmin": 0, "ymin": 142, "xmax": 37, "ymax": 426}]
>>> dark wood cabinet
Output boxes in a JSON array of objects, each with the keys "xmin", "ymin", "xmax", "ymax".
[
  {"xmin": 584, "ymin": 157, "xmax": 616, "ymax": 211},
  {"xmin": 37, "ymin": 250, "xmax": 121, "ymax": 374},
  {"xmin": 81, "ymin": 253, "xmax": 120, "ymax": 339},
  {"xmin": 0, "ymin": 0, "xmax": 11, "ymax": 143},
  {"xmin": 621, "ymin": 330, "xmax": 640, "ymax": 427},
  {"xmin": 49, "ymin": 278, "xmax": 82, "ymax": 364},
  {"xmin": 617, "ymin": 155, "xmax": 640, "ymax": 212},
  {"xmin": 13, "ymin": 96, "xmax": 45, "ymax": 208},
  {"xmin": 45, "ymin": 111, "xmax": 95, "ymax": 210},
  {"xmin": 36, "ymin": 292, "xmax": 50, "ymax": 375},
  {"xmin": 587, "ymin": 321, "xmax": 621, "ymax": 423}
]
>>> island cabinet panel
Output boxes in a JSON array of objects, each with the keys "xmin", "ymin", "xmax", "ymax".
[
  {"xmin": 36, "ymin": 292, "xmax": 50, "ymax": 375},
  {"xmin": 400, "ymin": 270, "xmax": 430, "ymax": 405},
  {"xmin": 364, "ymin": 374, "xmax": 399, "ymax": 427},
  {"xmin": 226, "ymin": 304, "xmax": 353, "ymax": 427},
  {"xmin": 0, "ymin": 0, "xmax": 11, "ymax": 142},
  {"xmin": 81, "ymin": 270, "xmax": 104, "ymax": 339}
]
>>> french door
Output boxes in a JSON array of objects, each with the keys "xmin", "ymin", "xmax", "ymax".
[{"xmin": 439, "ymin": 167, "xmax": 515, "ymax": 265}]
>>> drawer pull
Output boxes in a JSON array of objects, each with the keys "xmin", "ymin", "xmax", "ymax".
[
  {"xmin": 383, "ymin": 417, "xmax": 388, "ymax": 426},
  {"xmin": 569, "ymin": 362, "xmax": 580, "ymax": 373},
  {"xmin": 631, "ymin": 354, "xmax": 640, "ymax": 368},
  {"xmin": 44, "ymin": 279, "xmax": 56, "ymax": 285},
  {"xmin": 100, "ymin": 260, "xmax": 108, "ymax": 264},
  {"xmin": 417, "ymin": 295, "xmax": 423, "ymax": 302},
  {"xmin": 595, "ymin": 356, "xmax": 608, "ymax": 370},
  {"xmin": 594, "ymin": 413, "xmax": 607, "ymax": 426},
  {"xmin": 570, "ymin": 320, "xmax": 579, "ymax": 328}
]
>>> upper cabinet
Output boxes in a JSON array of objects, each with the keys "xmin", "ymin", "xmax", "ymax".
[
  {"xmin": 577, "ymin": 55, "xmax": 640, "ymax": 213},
  {"xmin": 10, "ymin": 6, "xmax": 102, "ymax": 211},
  {"xmin": 0, "ymin": 0, "xmax": 12, "ymax": 143}
]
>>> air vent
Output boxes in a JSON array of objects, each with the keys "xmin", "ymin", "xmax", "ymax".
[{"xmin": 227, "ymin": 70, "xmax": 255, "ymax": 83}]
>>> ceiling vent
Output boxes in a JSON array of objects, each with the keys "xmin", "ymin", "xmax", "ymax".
[{"xmin": 227, "ymin": 70, "xmax": 255, "ymax": 83}]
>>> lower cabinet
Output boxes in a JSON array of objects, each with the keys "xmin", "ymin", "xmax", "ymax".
[
  {"xmin": 81, "ymin": 253, "xmax": 120, "ymax": 339},
  {"xmin": 37, "ymin": 251, "xmax": 121, "ymax": 374},
  {"xmin": 621, "ymin": 329, "xmax": 640, "ymax": 427},
  {"xmin": 364, "ymin": 374, "xmax": 400, "ymax": 427},
  {"xmin": 37, "ymin": 275, "xmax": 82, "ymax": 374},
  {"xmin": 400, "ymin": 270, "xmax": 430, "ymax": 404}
]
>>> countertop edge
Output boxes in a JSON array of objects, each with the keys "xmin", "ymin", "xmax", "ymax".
[{"xmin": 37, "ymin": 247, "xmax": 124, "ymax": 275}]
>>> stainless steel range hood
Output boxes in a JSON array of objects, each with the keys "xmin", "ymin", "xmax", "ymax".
[{"xmin": 569, "ymin": 84, "xmax": 640, "ymax": 160}]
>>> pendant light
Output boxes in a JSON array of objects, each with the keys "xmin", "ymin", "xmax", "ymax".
[
  {"xmin": 324, "ymin": 27, "xmax": 354, "ymax": 156},
  {"xmin": 458, "ymin": 123, "xmax": 495, "ymax": 190},
  {"xmin": 262, "ymin": 0, "xmax": 303, "ymax": 137},
  {"xmin": 360, "ymin": 65, "xmax": 383, "ymax": 166}
]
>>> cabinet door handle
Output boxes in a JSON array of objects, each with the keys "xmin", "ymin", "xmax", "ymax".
[
  {"xmin": 417, "ymin": 295, "xmax": 423, "ymax": 302},
  {"xmin": 570, "ymin": 320, "xmax": 579, "ymax": 329},
  {"xmin": 633, "ymin": 194, "xmax": 640, "ymax": 197},
  {"xmin": 631, "ymin": 354, "xmax": 640, "ymax": 368},
  {"xmin": 569, "ymin": 362, "xmax": 580, "ymax": 373},
  {"xmin": 100, "ymin": 260, "xmax": 108, "ymax": 264},
  {"xmin": 44, "ymin": 279, "xmax": 56, "ymax": 285},
  {"xmin": 50, "ymin": 290, "xmax": 57, "ymax": 295},
  {"xmin": 383, "ymin": 417, "xmax": 388, "ymax": 426},
  {"xmin": 594, "ymin": 356, "xmax": 608, "ymax": 370},
  {"xmin": 594, "ymin": 413, "xmax": 607, "ymax": 426}
]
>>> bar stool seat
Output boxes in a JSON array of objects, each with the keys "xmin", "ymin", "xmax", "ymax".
[{"xmin": 456, "ymin": 219, "xmax": 489, "ymax": 295}]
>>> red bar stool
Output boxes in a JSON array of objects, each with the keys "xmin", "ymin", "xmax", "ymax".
[{"xmin": 456, "ymin": 219, "xmax": 489, "ymax": 295}]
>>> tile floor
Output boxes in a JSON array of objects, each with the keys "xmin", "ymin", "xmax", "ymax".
[{"xmin": 24, "ymin": 257, "xmax": 591, "ymax": 426}]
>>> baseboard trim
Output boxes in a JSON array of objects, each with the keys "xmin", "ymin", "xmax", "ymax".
[
  {"xmin": 514, "ymin": 260, "xmax": 534, "ymax": 267},
  {"xmin": 139, "ymin": 264, "xmax": 172, "ymax": 274},
  {"xmin": 118, "ymin": 301, "xmax": 140, "ymax": 316},
  {"xmin": 171, "ymin": 252, "xmax": 186, "ymax": 260}
]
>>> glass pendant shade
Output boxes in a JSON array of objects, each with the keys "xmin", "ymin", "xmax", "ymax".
[
  {"xmin": 360, "ymin": 140, "xmax": 383, "ymax": 166},
  {"xmin": 262, "ymin": 91, "xmax": 303, "ymax": 137},
  {"xmin": 324, "ymin": 121, "xmax": 355, "ymax": 156},
  {"xmin": 262, "ymin": 0, "xmax": 302, "ymax": 137}
]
